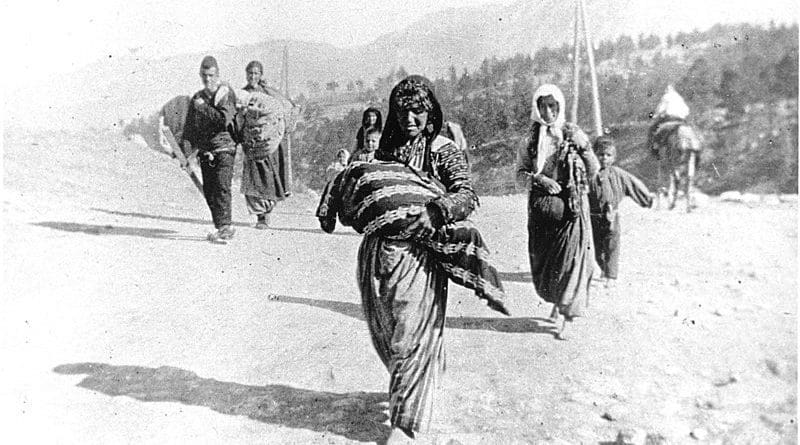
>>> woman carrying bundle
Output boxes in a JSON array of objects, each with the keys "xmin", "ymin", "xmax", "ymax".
[
  {"xmin": 318, "ymin": 76, "xmax": 506, "ymax": 443},
  {"xmin": 238, "ymin": 60, "xmax": 290, "ymax": 229},
  {"xmin": 516, "ymin": 84, "xmax": 599, "ymax": 340}
]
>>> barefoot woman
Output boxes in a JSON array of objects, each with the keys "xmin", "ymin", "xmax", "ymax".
[
  {"xmin": 358, "ymin": 76, "xmax": 479, "ymax": 442},
  {"xmin": 516, "ymin": 84, "xmax": 599, "ymax": 339}
]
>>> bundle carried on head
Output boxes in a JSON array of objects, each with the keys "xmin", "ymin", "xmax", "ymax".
[{"xmin": 316, "ymin": 160, "xmax": 509, "ymax": 315}]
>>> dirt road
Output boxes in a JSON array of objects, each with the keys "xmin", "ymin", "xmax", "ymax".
[{"xmin": 2, "ymin": 129, "xmax": 796, "ymax": 444}]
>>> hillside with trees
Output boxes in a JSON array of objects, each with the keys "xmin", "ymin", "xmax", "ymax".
[{"xmin": 292, "ymin": 22, "xmax": 798, "ymax": 195}]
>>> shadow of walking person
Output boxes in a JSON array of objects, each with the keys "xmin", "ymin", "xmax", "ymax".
[
  {"xmin": 89, "ymin": 208, "xmax": 361, "ymax": 237},
  {"xmin": 32, "ymin": 221, "xmax": 205, "ymax": 241},
  {"xmin": 268, "ymin": 294, "xmax": 556, "ymax": 334},
  {"xmin": 53, "ymin": 362, "xmax": 389, "ymax": 443}
]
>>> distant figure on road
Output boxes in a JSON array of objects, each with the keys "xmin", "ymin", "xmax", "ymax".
[
  {"xmin": 354, "ymin": 107, "xmax": 382, "ymax": 152},
  {"xmin": 646, "ymin": 84, "xmax": 702, "ymax": 212},
  {"xmin": 349, "ymin": 127, "xmax": 380, "ymax": 163},
  {"xmin": 325, "ymin": 149, "xmax": 350, "ymax": 182},
  {"xmin": 647, "ymin": 84, "xmax": 690, "ymax": 156},
  {"xmin": 588, "ymin": 136, "xmax": 653, "ymax": 287},
  {"xmin": 182, "ymin": 56, "xmax": 238, "ymax": 243},
  {"xmin": 238, "ymin": 61, "xmax": 290, "ymax": 230},
  {"xmin": 516, "ymin": 83, "xmax": 599, "ymax": 340}
]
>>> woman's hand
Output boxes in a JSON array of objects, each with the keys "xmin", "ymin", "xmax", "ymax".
[
  {"xmin": 533, "ymin": 175, "xmax": 562, "ymax": 194},
  {"xmin": 407, "ymin": 209, "xmax": 436, "ymax": 240}
]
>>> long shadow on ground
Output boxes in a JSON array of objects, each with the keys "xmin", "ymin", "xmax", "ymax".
[
  {"xmin": 53, "ymin": 362, "xmax": 389, "ymax": 443},
  {"xmin": 32, "ymin": 222, "xmax": 205, "ymax": 242},
  {"xmin": 269, "ymin": 295, "xmax": 555, "ymax": 334},
  {"xmin": 90, "ymin": 208, "xmax": 360, "ymax": 237}
]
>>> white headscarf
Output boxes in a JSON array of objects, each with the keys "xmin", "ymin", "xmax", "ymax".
[{"xmin": 530, "ymin": 84, "xmax": 567, "ymax": 174}]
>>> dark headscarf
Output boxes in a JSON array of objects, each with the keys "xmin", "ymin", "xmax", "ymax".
[
  {"xmin": 378, "ymin": 75, "xmax": 443, "ymax": 163},
  {"xmin": 356, "ymin": 107, "xmax": 384, "ymax": 150},
  {"xmin": 361, "ymin": 107, "xmax": 383, "ymax": 130},
  {"xmin": 246, "ymin": 60, "xmax": 263, "ymax": 74}
]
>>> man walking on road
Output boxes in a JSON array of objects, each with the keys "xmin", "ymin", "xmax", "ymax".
[{"xmin": 182, "ymin": 56, "xmax": 239, "ymax": 242}]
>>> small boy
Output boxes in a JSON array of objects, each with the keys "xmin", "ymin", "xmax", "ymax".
[
  {"xmin": 349, "ymin": 128, "xmax": 380, "ymax": 163},
  {"xmin": 588, "ymin": 136, "xmax": 654, "ymax": 286}
]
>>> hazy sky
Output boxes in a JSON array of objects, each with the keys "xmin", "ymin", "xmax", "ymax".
[
  {"xmin": 4, "ymin": 0, "xmax": 515, "ymax": 84},
  {"xmin": 3, "ymin": 0, "xmax": 797, "ymax": 86}
]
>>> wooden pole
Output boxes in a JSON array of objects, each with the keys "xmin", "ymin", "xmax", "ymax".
[
  {"xmin": 282, "ymin": 44, "xmax": 293, "ymax": 195},
  {"xmin": 579, "ymin": 0, "xmax": 603, "ymax": 136},
  {"xmin": 570, "ymin": 1, "xmax": 581, "ymax": 124}
]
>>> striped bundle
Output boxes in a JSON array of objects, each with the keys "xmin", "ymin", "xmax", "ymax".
[{"xmin": 317, "ymin": 161, "xmax": 508, "ymax": 315}]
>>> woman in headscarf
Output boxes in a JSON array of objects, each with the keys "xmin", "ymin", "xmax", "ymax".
[
  {"xmin": 359, "ymin": 75, "xmax": 479, "ymax": 442},
  {"xmin": 238, "ymin": 60, "xmax": 290, "ymax": 229},
  {"xmin": 354, "ymin": 107, "xmax": 383, "ymax": 152},
  {"xmin": 516, "ymin": 84, "xmax": 599, "ymax": 340}
]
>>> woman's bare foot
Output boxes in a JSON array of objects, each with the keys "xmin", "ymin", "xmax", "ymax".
[
  {"xmin": 554, "ymin": 317, "xmax": 568, "ymax": 340},
  {"xmin": 386, "ymin": 426, "xmax": 415, "ymax": 444}
]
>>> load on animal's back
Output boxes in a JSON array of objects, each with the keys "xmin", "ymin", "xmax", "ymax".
[
  {"xmin": 648, "ymin": 85, "xmax": 701, "ymax": 159},
  {"xmin": 647, "ymin": 85, "xmax": 702, "ymax": 212}
]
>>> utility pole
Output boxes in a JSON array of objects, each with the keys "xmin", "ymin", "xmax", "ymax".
[
  {"xmin": 570, "ymin": 1, "xmax": 581, "ymax": 124},
  {"xmin": 579, "ymin": 0, "xmax": 603, "ymax": 136},
  {"xmin": 282, "ymin": 44, "xmax": 293, "ymax": 194}
]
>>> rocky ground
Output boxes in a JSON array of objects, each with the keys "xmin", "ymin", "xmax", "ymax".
[{"xmin": 2, "ymin": 129, "xmax": 796, "ymax": 444}]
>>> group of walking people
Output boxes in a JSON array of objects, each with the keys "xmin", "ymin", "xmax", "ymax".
[
  {"xmin": 315, "ymin": 77, "xmax": 654, "ymax": 443},
  {"xmin": 171, "ymin": 55, "xmax": 656, "ymax": 443},
  {"xmin": 176, "ymin": 56, "xmax": 292, "ymax": 241}
]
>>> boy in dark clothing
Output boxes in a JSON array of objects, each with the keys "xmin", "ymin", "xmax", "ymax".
[
  {"xmin": 182, "ymin": 56, "xmax": 238, "ymax": 242},
  {"xmin": 588, "ymin": 136, "xmax": 654, "ymax": 286}
]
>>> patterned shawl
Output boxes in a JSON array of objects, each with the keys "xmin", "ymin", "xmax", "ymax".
[{"xmin": 316, "ymin": 160, "xmax": 508, "ymax": 315}]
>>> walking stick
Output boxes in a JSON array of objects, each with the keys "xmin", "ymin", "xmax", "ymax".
[{"xmin": 161, "ymin": 127, "xmax": 204, "ymax": 194}]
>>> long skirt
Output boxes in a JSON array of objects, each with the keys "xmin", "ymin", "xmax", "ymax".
[
  {"xmin": 241, "ymin": 148, "xmax": 288, "ymax": 204},
  {"xmin": 527, "ymin": 193, "xmax": 594, "ymax": 318},
  {"xmin": 357, "ymin": 234, "xmax": 447, "ymax": 434}
]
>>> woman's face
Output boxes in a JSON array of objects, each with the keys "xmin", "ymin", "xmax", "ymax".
[
  {"xmin": 246, "ymin": 69, "xmax": 262, "ymax": 88},
  {"xmin": 397, "ymin": 107, "xmax": 429, "ymax": 139},
  {"xmin": 537, "ymin": 95, "xmax": 559, "ymax": 124},
  {"xmin": 337, "ymin": 152, "xmax": 348, "ymax": 163},
  {"xmin": 366, "ymin": 112, "xmax": 378, "ymax": 127}
]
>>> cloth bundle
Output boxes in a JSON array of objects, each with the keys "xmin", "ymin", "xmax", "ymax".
[
  {"xmin": 529, "ymin": 142, "xmax": 588, "ymax": 225},
  {"xmin": 238, "ymin": 91, "xmax": 285, "ymax": 159},
  {"xmin": 655, "ymin": 86, "xmax": 690, "ymax": 120},
  {"xmin": 317, "ymin": 161, "xmax": 508, "ymax": 315}
]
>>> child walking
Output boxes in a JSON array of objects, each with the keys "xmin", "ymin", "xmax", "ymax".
[{"xmin": 588, "ymin": 136, "xmax": 654, "ymax": 286}]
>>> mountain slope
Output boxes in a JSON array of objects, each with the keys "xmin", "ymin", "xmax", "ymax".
[{"xmin": 4, "ymin": 0, "xmax": 795, "ymax": 130}]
